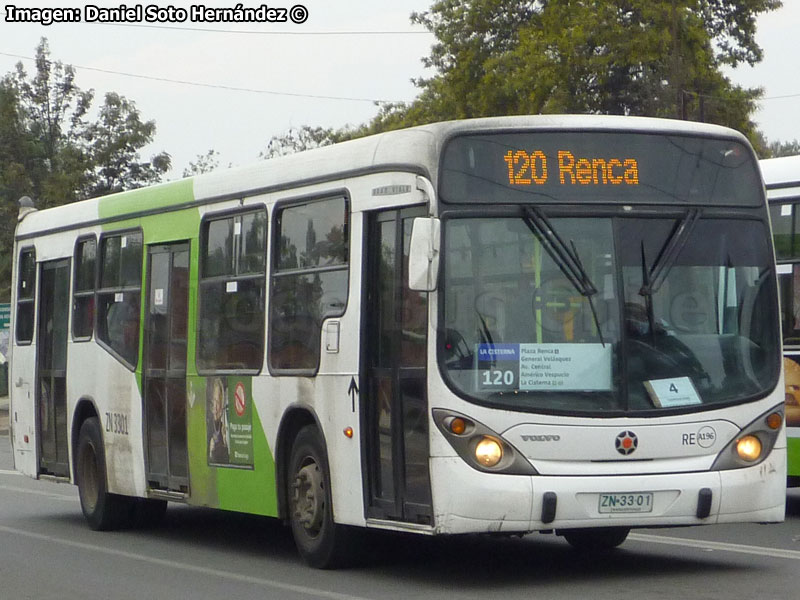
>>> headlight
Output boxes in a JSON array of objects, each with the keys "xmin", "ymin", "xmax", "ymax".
[
  {"xmin": 475, "ymin": 436, "xmax": 503, "ymax": 467},
  {"xmin": 711, "ymin": 404, "xmax": 783, "ymax": 471},
  {"xmin": 432, "ymin": 409, "xmax": 537, "ymax": 475},
  {"xmin": 736, "ymin": 435, "xmax": 762, "ymax": 462}
]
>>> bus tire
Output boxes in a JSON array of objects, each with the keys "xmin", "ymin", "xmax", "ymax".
[
  {"xmin": 75, "ymin": 417, "xmax": 133, "ymax": 531},
  {"xmin": 561, "ymin": 527, "xmax": 630, "ymax": 551},
  {"xmin": 287, "ymin": 425, "xmax": 356, "ymax": 568}
]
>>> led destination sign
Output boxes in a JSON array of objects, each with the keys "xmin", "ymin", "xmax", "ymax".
[
  {"xmin": 440, "ymin": 131, "xmax": 761, "ymax": 206},
  {"xmin": 504, "ymin": 150, "xmax": 639, "ymax": 187}
]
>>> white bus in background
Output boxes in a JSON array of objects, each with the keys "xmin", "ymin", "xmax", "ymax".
[
  {"xmin": 10, "ymin": 115, "xmax": 786, "ymax": 568},
  {"xmin": 762, "ymin": 154, "xmax": 800, "ymax": 486}
]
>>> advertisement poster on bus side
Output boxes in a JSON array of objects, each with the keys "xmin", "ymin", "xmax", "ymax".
[
  {"xmin": 783, "ymin": 355, "xmax": 800, "ymax": 428},
  {"xmin": 206, "ymin": 376, "xmax": 254, "ymax": 468}
]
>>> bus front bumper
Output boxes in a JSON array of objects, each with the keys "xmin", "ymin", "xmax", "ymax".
[{"xmin": 429, "ymin": 452, "xmax": 786, "ymax": 535}]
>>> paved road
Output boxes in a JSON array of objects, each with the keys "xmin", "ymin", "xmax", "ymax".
[{"xmin": 1, "ymin": 424, "xmax": 799, "ymax": 599}]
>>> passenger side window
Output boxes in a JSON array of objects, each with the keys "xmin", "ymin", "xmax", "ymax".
[
  {"xmin": 97, "ymin": 231, "xmax": 143, "ymax": 367},
  {"xmin": 269, "ymin": 197, "xmax": 349, "ymax": 372},
  {"xmin": 770, "ymin": 202, "xmax": 797, "ymax": 260},
  {"xmin": 15, "ymin": 247, "xmax": 36, "ymax": 344},
  {"xmin": 73, "ymin": 237, "xmax": 97, "ymax": 340},
  {"xmin": 198, "ymin": 208, "xmax": 267, "ymax": 372}
]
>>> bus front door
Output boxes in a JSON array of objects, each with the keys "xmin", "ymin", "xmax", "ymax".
[
  {"xmin": 36, "ymin": 259, "xmax": 70, "ymax": 478},
  {"xmin": 364, "ymin": 207, "xmax": 433, "ymax": 524},
  {"xmin": 143, "ymin": 243, "xmax": 190, "ymax": 493}
]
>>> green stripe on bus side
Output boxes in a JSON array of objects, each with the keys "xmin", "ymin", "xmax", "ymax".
[
  {"xmin": 217, "ymin": 405, "xmax": 278, "ymax": 515},
  {"xmin": 97, "ymin": 183, "xmax": 200, "ymax": 378},
  {"xmin": 97, "ymin": 177, "xmax": 200, "ymax": 381},
  {"xmin": 97, "ymin": 178, "xmax": 195, "ymax": 220},
  {"xmin": 787, "ymin": 436, "xmax": 800, "ymax": 477},
  {"xmin": 186, "ymin": 377, "xmax": 218, "ymax": 506},
  {"xmin": 97, "ymin": 179, "xmax": 278, "ymax": 515}
]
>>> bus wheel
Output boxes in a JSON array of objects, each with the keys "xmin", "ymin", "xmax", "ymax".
[
  {"xmin": 287, "ymin": 425, "xmax": 355, "ymax": 568},
  {"xmin": 561, "ymin": 527, "xmax": 630, "ymax": 551},
  {"xmin": 75, "ymin": 417, "xmax": 132, "ymax": 531}
]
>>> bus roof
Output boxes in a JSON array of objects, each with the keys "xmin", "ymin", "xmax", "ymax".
[
  {"xmin": 16, "ymin": 115, "xmax": 750, "ymax": 239},
  {"xmin": 760, "ymin": 155, "xmax": 800, "ymax": 200}
]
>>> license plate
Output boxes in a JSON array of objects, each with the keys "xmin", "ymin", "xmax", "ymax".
[{"xmin": 598, "ymin": 492, "xmax": 654, "ymax": 514}]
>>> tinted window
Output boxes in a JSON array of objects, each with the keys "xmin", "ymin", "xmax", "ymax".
[
  {"xmin": 97, "ymin": 232, "xmax": 142, "ymax": 366},
  {"xmin": 276, "ymin": 199, "xmax": 347, "ymax": 270},
  {"xmin": 240, "ymin": 211, "xmax": 267, "ymax": 274},
  {"xmin": 204, "ymin": 218, "xmax": 234, "ymax": 277},
  {"xmin": 73, "ymin": 237, "xmax": 97, "ymax": 339},
  {"xmin": 198, "ymin": 209, "xmax": 267, "ymax": 372},
  {"xmin": 15, "ymin": 248, "xmax": 36, "ymax": 343},
  {"xmin": 270, "ymin": 197, "xmax": 348, "ymax": 371},
  {"xmin": 770, "ymin": 202, "xmax": 797, "ymax": 260}
]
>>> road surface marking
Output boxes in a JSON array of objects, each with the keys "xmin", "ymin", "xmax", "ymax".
[
  {"xmin": 0, "ymin": 523, "xmax": 375, "ymax": 600},
  {"xmin": 0, "ymin": 483, "xmax": 77, "ymax": 502},
  {"xmin": 629, "ymin": 533, "xmax": 800, "ymax": 560}
]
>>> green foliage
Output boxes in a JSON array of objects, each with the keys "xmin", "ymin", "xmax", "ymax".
[
  {"xmin": 183, "ymin": 149, "xmax": 224, "ymax": 177},
  {"xmin": 264, "ymin": 2, "xmax": 791, "ymax": 158},
  {"xmin": 0, "ymin": 38, "xmax": 171, "ymax": 300},
  {"xmin": 260, "ymin": 125, "xmax": 352, "ymax": 159},
  {"xmin": 5, "ymin": 38, "xmax": 94, "ymax": 209},
  {"xmin": 0, "ymin": 82, "xmax": 30, "ymax": 300},
  {"xmin": 85, "ymin": 92, "xmax": 170, "ymax": 196},
  {"xmin": 361, "ymin": 0, "xmax": 781, "ymax": 144}
]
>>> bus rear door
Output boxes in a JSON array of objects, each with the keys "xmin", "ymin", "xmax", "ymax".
[{"xmin": 36, "ymin": 259, "xmax": 70, "ymax": 478}]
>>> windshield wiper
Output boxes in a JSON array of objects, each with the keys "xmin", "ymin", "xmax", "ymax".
[
  {"xmin": 521, "ymin": 206, "xmax": 605, "ymax": 346},
  {"xmin": 522, "ymin": 206, "xmax": 597, "ymax": 295},
  {"xmin": 640, "ymin": 208, "xmax": 702, "ymax": 296},
  {"xmin": 640, "ymin": 241, "xmax": 658, "ymax": 346}
]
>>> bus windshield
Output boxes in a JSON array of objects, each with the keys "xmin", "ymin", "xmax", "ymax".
[{"xmin": 440, "ymin": 215, "xmax": 779, "ymax": 414}]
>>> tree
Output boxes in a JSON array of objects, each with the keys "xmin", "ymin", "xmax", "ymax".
[
  {"xmin": 0, "ymin": 38, "xmax": 171, "ymax": 300},
  {"xmin": 765, "ymin": 139, "xmax": 800, "ymax": 158},
  {"xmin": 0, "ymin": 82, "xmax": 32, "ymax": 300},
  {"xmin": 84, "ymin": 92, "xmax": 170, "ymax": 196},
  {"xmin": 5, "ymin": 37, "xmax": 94, "ymax": 208},
  {"xmin": 183, "ymin": 149, "xmax": 224, "ymax": 177},
  {"xmin": 3, "ymin": 38, "xmax": 170, "ymax": 203},
  {"xmin": 363, "ymin": 0, "xmax": 781, "ymax": 146},
  {"xmin": 260, "ymin": 125, "xmax": 348, "ymax": 159}
]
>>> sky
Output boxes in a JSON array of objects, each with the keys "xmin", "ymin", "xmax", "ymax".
[{"xmin": 1, "ymin": 0, "xmax": 799, "ymax": 181}]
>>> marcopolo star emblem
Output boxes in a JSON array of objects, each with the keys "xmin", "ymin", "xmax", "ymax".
[{"xmin": 615, "ymin": 431, "xmax": 638, "ymax": 455}]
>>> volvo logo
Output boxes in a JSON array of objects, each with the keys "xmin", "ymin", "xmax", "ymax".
[
  {"xmin": 615, "ymin": 431, "xmax": 638, "ymax": 455},
  {"xmin": 521, "ymin": 434, "xmax": 561, "ymax": 442}
]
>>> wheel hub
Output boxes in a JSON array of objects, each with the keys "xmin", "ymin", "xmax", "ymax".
[{"xmin": 292, "ymin": 461, "xmax": 325, "ymax": 535}]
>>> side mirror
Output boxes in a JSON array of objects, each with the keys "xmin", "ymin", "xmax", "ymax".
[{"xmin": 408, "ymin": 217, "xmax": 441, "ymax": 292}]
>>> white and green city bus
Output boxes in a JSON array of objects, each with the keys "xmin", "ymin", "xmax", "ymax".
[
  {"xmin": 10, "ymin": 116, "xmax": 786, "ymax": 568},
  {"xmin": 761, "ymin": 154, "xmax": 800, "ymax": 486}
]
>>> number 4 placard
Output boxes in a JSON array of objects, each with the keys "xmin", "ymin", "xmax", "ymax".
[{"xmin": 644, "ymin": 377, "xmax": 702, "ymax": 408}]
